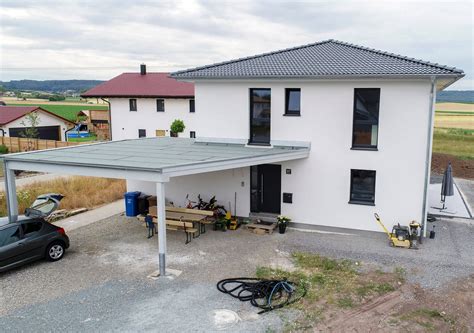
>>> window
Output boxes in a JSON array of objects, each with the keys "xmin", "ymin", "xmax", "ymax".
[
  {"xmin": 285, "ymin": 88, "xmax": 301, "ymax": 116},
  {"xmin": 138, "ymin": 129, "xmax": 146, "ymax": 138},
  {"xmin": 349, "ymin": 169, "xmax": 376, "ymax": 205},
  {"xmin": 189, "ymin": 99, "xmax": 195, "ymax": 113},
  {"xmin": 249, "ymin": 88, "xmax": 271, "ymax": 145},
  {"xmin": 21, "ymin": 222, "xmax": 42, "ymax": 237},
  {"xmin": 129, "ymin": 99, "xmax": 137, "ymax": 111},
  {"xmin": 352, "ymin": 88, "xmax": 380, "ymax": 149},
  {"xmin": 156, "ymin": 99, "xmax": 165, "ymax": 112},
  {"xmin": 190, "ymin": 131, "xmax": 196, "ymax": 138},
  {"xmin": 0, "ymin": 226, "xmax": 21, "ymax": 246}
]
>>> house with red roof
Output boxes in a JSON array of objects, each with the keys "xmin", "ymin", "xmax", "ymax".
[
  {"xmin": 82, "ymin": 65, "xmax": 195, "ymax": 140},
  {"xmin": 0, "ymin": 106, "xmax": 75, "ymax": 141}
]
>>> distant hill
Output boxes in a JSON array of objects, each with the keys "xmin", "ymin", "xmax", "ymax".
[
  {"xmin": 437, "ymin": 90, "xmax": 473, "ymax": 103},
  {"xmin": 0, "ymin": 80, "xmax": 104, "ymax": 93}
]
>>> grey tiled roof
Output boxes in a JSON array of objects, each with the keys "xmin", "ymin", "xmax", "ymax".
[{"xmin": 171, "ymin": 40, "xmax": 464, "ymax": 79}]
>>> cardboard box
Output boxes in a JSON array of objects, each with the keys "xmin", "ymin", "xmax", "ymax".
[
  {"xmin": 148, "ymin": 196, "xmax": 157, "ymax": 207},
  {"xmin": 149, "ymin": 206, "xmax": 157, "ymax": 217}
]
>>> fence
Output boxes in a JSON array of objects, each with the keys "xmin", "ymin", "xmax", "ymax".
[{"xmin": 0, "ymin": 136, "xmax": 88, "ymax": 153}]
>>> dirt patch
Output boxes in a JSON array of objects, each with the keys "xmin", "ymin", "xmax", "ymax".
[
  {"xmin": 432, "ymin": 153, "xmax": 474, "ymax": 180},
  {"xmin": 319, "ymin": 275, "xmax": 473, "ymax": 332}
]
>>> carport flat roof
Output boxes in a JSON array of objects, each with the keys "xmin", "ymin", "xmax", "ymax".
[{"xmin": 3, "ymin": 137, "xmax": 310, "ymax": 181}]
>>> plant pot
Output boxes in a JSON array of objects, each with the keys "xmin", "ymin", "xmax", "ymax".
[
  {"xmin": 278, "ymin": 223, "xmax": 287, "ymax": 234},
  {"xmin": 170, "ymin": 132, "xmax": 178, "ymax": 137}
]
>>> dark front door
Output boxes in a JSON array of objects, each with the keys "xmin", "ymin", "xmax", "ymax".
[
  {"xmin": 9, "ymin": 126, "xmax": 61, "ymax": 141},
  {"xmin": 250, "ymin": 164, "xmax": 281, "ymax": 214},
  {"xmin": 249, "ymin": 88, "xmax": 271, "ymax": 145}
]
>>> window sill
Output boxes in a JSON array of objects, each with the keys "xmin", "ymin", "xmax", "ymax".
[
  {"xmin": 348, "ymin": 200, "xmax": 375, "ymax": 206},
  {"xmin": 351, "ymin": 147, "xmax": 378, "ymax": 151},
  {"xmin": 283, "ymin": 113, "xmax": 300, "ymax": 117}
]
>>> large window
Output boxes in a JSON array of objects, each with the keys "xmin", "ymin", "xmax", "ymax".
[
  {"xmin": 352, "ymin": 88, "xmax": 380, "ymax": 149},
  {"xmin": 156, "ymin": 99, "xmax": 165, "ymax": 112},
  {"xmin": 189, "ymin": 99, "xmax": 195, "ymax": 113},
  {"xmin": 249, "ymin": 88, "xmax": 271, "ymax": 145},
  {"xmin": 129, "ymin": 99, "xmax": 137, "ymax": 111},
  {"xmin": 285, "ymin": 88, "xmax": 301, "ymax": 116},
  {"xmin": 349, "ymin": 169, "xmax": 376, "ymax": 205}
]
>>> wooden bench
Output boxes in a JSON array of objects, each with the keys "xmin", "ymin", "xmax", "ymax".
[
  {"xmin": 165, "ymin": 206, "xmax": 215, "ymax": 233},
  {"xmin": 145, "ymin": 216, "xmax": 198, "ymax": 244}
]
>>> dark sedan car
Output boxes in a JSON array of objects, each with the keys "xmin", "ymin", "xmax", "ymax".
[{"xmin": 0, "ymin": 194, "xmax": 70, "ymax": 273}]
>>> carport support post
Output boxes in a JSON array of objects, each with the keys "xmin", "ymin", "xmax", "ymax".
[
  {"xmin": 4, "ymin": 161, "xmax": 18, "ymax": 223},
  {"xmin": 156, "ymin": 181, "xmax": 167, "ymax": 276}
]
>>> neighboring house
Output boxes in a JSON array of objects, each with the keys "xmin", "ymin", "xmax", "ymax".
[
  {"xmin": 119, "ymin": 40, "xmax": 465, "ymax": 232},
  {"xmin": 81, "ymin": 65, "xmax": 195, "ymax": 140},
  {"xmin": 80, "ymin": 109, "xmax": 110, "ymax": 140},
  {"xmin": 0, "ymin": 106, "xmax": 75, "ymax": 141}
]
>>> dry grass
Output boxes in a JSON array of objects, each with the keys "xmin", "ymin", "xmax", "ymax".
[
  {"xmin": 435, "ymin": 102, "xmax": 474, "ymax": 112},
  {"xmin": 0, "ymin": 176, "xmax": 126, "ymax": 217}
]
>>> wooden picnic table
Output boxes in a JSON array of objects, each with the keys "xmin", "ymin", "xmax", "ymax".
[{"xmin": 166, "ymin": 211, "xmax": 209, "ymax": 235}]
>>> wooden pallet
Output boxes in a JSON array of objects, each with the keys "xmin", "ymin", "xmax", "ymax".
[{"xmin": 246, "ymin": 222, "xmax": 277, "ymax": 234}]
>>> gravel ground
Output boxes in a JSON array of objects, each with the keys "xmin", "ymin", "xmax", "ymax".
[{"xmin": 0, "ymin": 214, "xmax": 473, "ymax": 331}]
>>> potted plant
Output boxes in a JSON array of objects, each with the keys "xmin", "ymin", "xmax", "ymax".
[
  {"xmin": 170, "ymin": 119, "xmax": 185, "ymax": 137},
  {"xmin": 277, "ymin": 215, "xmax": 291, "ymax": 234}
]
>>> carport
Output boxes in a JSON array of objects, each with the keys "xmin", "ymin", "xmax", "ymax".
[{"xmin": 3, "ymin": 137, "xmax": 310, "ymax": 276}]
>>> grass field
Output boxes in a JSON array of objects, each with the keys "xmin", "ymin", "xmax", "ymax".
[
  {"xmin": 6, "ymin": 103, "xmax": 108, "ymax": 122},
  {"xmin": 68, "ymin": 134, "xmax": 98, "ymax": 142},
  {"xmin": 435, "ymin": 102, "xmax": 473, "ymax": 130}
]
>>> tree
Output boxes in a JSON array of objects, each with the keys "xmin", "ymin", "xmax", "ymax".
[{"xmin": 20, "ymin": 112, "xmax": 40, "ymax": 151}]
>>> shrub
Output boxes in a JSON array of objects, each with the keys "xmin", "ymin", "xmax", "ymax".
[
  {"xmin": 0, "ymin": 144, "xmax": 8, "ymax": 154},
  {"xmin": 170, "ymin": 119, "xmax": 185, "ymax": 134}
]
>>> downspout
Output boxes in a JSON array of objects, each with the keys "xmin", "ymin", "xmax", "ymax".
[
  {"xmin": 64, "ymin": 125, "xmax": 76, "ymax": 142},
  {"xmin": 101, "ymin": 98, "xmax": 112, "ymax": 141},
  {"xmin": 421, "ymin": 76, "xmax": 436, "ymax": 237},
  {"xmin": 0, "ymin": 128, "xmax": 4, "ymax": 136}
]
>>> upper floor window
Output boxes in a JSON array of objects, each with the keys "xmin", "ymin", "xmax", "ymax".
[
  {"xmin": 190, "ymin": 131, "xmax": 196, "ymax": 138},
  {"xmin": 189, "ymin": 99, "xmax": 195, "ymax": 113},
  {"xmin": 349, "ymin": 169, "xmax": 376, "ymax": 205},
  {"xmin": 352, "ymin": 88, "xmax": 380, "ymax": 149},
  {"xmin": 138, "ymin": 129, "xmax": 146, "ymax": 138},
  {"xmin": 156, "ymin": 99, "xmax": 165, "ymax": 112},
  {"xmin": 285, "ymin": 88, "xmax": 301, "ymax": 116},
  {"xmin": 129, "ymin": 99, "xmax": 137, "ymax": 111}
]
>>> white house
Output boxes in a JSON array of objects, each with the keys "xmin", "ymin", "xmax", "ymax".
[
  {"xmin": 81, "ymin": 65, "xmax": 195, "ymax": 140},
  {"xmin": 0, "ymin": 106, "xmax": 75, "ymax": 141},
  {"xmin": 95, "ymin": 40, "xmax": 464, "ymax": 233}
]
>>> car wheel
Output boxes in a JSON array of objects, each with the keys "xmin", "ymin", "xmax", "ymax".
[{"xmin": 46, "ymin": 242, "xmax": 65, "ymax": 261}]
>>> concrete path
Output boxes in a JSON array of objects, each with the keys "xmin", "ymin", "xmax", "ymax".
[
  {"xmin": 428, "ymin": 181, "xmax": 472, "ymax": 219},
  {"xmin": 0, "ymin": 173, "xmax": 70, "ymax": 191},
  {"xmin": 55, "ymin": 199, "xmax": 124, "ymax": 232}
]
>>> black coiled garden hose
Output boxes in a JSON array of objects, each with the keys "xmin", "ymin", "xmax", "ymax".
[{"xmin": 216, "ymin": 278, "xmax": 306, "ymax": 314}]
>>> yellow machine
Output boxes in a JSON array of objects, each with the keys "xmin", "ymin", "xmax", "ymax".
[{"xmin": 374, "ymin": 213, "xmax": 421, "ymax": 249}]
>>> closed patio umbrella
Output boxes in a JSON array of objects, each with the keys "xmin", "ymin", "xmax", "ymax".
[{"xmin": 440, "ymin": 162, "xmax": 454, "ymax": 210}]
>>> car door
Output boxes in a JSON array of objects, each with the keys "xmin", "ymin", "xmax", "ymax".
[
  {"xmin": 19, "ymin": 221, "xmax": 45, "ymax": 260},
  {"xmin": 0, "ymin": 225, "xmax": 25, "ymax": 269}
]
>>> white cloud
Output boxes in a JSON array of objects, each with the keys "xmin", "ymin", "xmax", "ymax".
[{"xmin": 0, "ymin": 0, "xmax": 472, "ymax": 89}]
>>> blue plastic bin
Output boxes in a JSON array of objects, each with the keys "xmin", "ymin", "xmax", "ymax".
[{"xmin": 124, "ymin": 191, "xmax": 141, "ymax": 217}]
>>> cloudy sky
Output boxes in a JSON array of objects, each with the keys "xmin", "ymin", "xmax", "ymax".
[{"xmin": 1, "ymin": 0, "xmax": 472, "ymax": 89}]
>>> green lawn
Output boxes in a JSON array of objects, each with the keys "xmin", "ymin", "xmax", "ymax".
[
  {"xmin": 433, "ymin": 128, "xmax": 474, "ymax": 159},
  {"xmin": 6, "ymin": 103, "xmax": 108, "ymax": 122},
  {"xmin": 67, "ymin": 134, "xmax": 97, "ymax": 142}
]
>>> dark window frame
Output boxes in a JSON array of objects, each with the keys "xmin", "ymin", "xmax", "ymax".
[
  {"xmin": 249, "ymin": 88, "xmax": 271, "ymax": 146},
  {"xmin": 284, "ymin": 88, "xmax": 301, "ymax": 116},
  {"xmin": 129, "ymin": 99, "xmax": 137, "ymax": 112},
  {"xmin": 189, "ymin": 99, "xmax": 195, "ymax": 113},
  {"xmin": 156, "ymin": 99, "xmax": 165, "ymax": 112},
  {"xmin": 349, "ymin": 169, "xmax": 376, "ymax": 206},
  {"xmin": 351, "ymin": 88, "xmax": 380, "ymax": 150},
  {"xmin": 138, "ymin": 129, "xmax": 146, "ymax": 138}
]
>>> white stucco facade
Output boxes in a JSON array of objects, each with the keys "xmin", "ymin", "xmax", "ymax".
[
  {"xmin": 0, "ymin": 111, "xmax": 73, "ymax": 141},
  {"xmin": 122, "ymin": 79, "xmax": 434, "ymax": 232},
  {"xmin": 109, "ymin": 97, "xmax": 195, "ymax": 140}
]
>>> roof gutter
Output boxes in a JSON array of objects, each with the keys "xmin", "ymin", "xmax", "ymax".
[{"xmin": 421, "ymin": 76, "xmax": 436, "ymax": 238}]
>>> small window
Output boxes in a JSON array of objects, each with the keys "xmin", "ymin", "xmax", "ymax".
[
  {"xmin": 190, "ymin": 131, "xmax": 196, "ymax": 138},
  {"xmin": 189, "ymin": 99, "xmax": 195, "ymax": 113},
  {"xmin": 138, "ymin": 129, "xmax": 146, "ymax": 138},
  {"xmin": 352, "ymin": 88, "xmax": 380, "ymax": 149},
  {"xmin": 156, "ymin": 99, "xmax": 165, "ymax": 112},
  {"xmin": 349, "ymin": 169, "xmax": 376, "ymax": 205},
  {"xmin": 129, "ymin": 99, "xmax": 137, "ymax": 111},
  {"xmin": 285, "ymin": 88, "xmax": 301, "ymax": 116},
  {"xmin": 21, "ymin": 222, "xmax": 42, "ymax": 236}
]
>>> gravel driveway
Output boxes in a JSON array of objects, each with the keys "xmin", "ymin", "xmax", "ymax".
[{"xmin": 0, "ymin": 214, "xmax": 472, "ymax": 332}]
